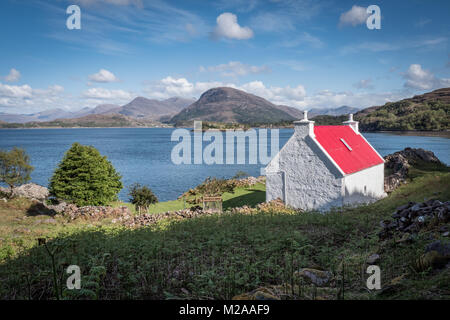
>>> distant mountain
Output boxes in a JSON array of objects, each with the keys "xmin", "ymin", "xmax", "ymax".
[
  {"xmin": 169, "ymin": 87, "xmax": 303, "ymax": 125},
  {"xmin": 309, "ymin": 106, "xmax": 360, "ymax": 118},
  {"xmin": 116, "ymin": 96, "xmax": 194, "ymax": 120},
  {"xmin": 0, "ymin": 108, "xmax": 76, "ymax": 123},
  {"xmin": 355, "ymin": 87, "xmax": 450, "ymax": 131},
  {"xmin": 82, "ymin": 104, "xmax": 121, "ymax": 116},
  {"xmin": 0, "ymin": 96, "xmax": 195, "ymax": 123},
  {"xmin": 0, "ymin": 114, "xmax": 166, "ymax": 128},
  {"xmin": 164, "ymin": 97, "xmax": 196, "ymax": 111}
]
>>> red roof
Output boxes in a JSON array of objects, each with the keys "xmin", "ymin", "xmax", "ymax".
[{"xmin": 314, "ymin": 125, "xmax": 384, "ymax": 174}]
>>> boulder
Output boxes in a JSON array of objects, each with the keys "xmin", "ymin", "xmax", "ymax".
[
  {"xmin": 294, "ymin": 268, "xmax": 332, "ymax": 287},
  {"xmin": 11, "ymin": 183, "xmax": 49, "ymax": 201},
  {"xmin": 383, "ymin": 148, "xmax": 443, "ymax": 193},
  {"xmin": 367, "ymin": 254, "xmax": 380, "ymax": 265},
  {"xmin": 412, "ymin": 240, "xmax": 450, "ymax": 271}
]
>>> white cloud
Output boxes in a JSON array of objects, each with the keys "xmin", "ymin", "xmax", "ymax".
[
  {"xmin": 0, "ymin": 82, "xmax": 70, "ymax": 113},
  {"xmin": 213, "ymin": 13, "xmax": 253, "ymax": 40},
  {"xmin": 353, "ymin": 79, "xmax": 374, "ymax": 89},
  {"xmin": 0, "ymin": 83, "xmax": 32, "ymax": 98},
  {"xmin": 302, "ymin": 90, "xmax": 410, "ymax": 109},
  {"xmin": 144, "ymin": 75, "xmax": 424, "ymax": 110},
  {"xmin": 402, "ymin": 64, "xmax": 450, "ymax": 90},
  {"xmin": 145, "ymin": 76, "xmax": 225, "ymax": 99},
  {"xmin": 144, "ymin": 76, "xmax": 306, "ymax": 107},
  {"xmin": 200, "ymin": 61, "xmax": 270, "ymax": 77},
  {"xmin": 88, "ymin": 69, "xmax": 119, "ymax": 83},
  {"xmin": 240, "ymin": 81, "xmax": 306, "ymax": 106},
  {"xmin": 339, "ymin": 5, "xmax": 368, "ymax": 27},
  {"xmin": 3, "ymin": 68, "xmax": 21, "ymax": 82},
  {"xmin": 82, "ymin": 87, "xmax": 132, "ymax": 100}
]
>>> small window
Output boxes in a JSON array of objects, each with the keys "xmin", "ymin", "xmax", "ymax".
[{"xmin": 340, "ymin": 138, "xmax": 352, "ymax": 151}]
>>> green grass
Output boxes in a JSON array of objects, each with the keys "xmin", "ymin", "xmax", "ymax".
[
  {"xmin": 112, "ymin": 183, "xmax": 266, "ymax": 214},
  {"xmin": 0, "ymin": 170, "xmax": 448, "ymax": 300}
]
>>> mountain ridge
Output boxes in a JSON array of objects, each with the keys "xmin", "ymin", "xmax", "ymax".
[
  {"xmin": 169, "ymin": 87, "xmax": 303, "ymax": 125},
  {"xmin": 0, "ymin": 96, "xmax": 195, "ymax": 123}
]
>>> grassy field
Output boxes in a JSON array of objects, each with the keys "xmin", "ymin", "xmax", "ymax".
[
  {"xmin": 112, "ymin": 182, "xmax": 266, "ymax": 214},
  {"xmin": 0, "ymin": 167, "xmax": 449, "ymax": 300}
]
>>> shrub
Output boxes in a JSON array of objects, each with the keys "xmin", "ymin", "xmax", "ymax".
[
  {"xmin": 49, "ymin": 143, "xmax": 122, "ymax": 206},
  {"xmin": 0, "ymin": 147, "xmax": 34, "ymax": 197},
  {"xmin": 128, "ymin": 183, "xmax": 158, "ymax": 211}
]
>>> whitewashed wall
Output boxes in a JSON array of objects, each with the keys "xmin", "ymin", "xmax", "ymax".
[
  {"xmin": 266, "ymin": 129, "xmax": 343, "ymax": 211},
  {"xmin": 342, "ymin": 163, "xmax": 386, "ymax": 206}
]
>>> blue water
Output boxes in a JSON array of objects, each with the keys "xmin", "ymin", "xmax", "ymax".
[{"xmin": 0, "ymin": 128, "xmax": 448, "ymax": 202}]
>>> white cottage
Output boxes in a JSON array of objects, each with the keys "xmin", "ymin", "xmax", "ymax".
[{"xmin": 265, "ymin": 112, "xmax": 386, "ymax": 211}]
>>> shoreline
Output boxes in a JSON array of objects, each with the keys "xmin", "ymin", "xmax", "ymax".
[
  {"xmin": 1, "ymin": 126, "xmax": 449, "ymax": 137},
  {"xmin": 364, "ymin": 130, "xmax": 450, "ymax": 138}
]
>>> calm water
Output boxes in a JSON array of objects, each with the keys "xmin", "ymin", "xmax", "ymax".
[{"xmin": 0, "ymin": 128, "xmax": 448, "ymax": 202}]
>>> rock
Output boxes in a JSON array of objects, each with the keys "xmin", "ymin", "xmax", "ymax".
[
  {"xmin": 425, "ymin": 240, "xmax": 450, "ymax": 257},
  {"xmin": 367, "ymin": 254, "xmax": 380, "ymax": 264},
  {"xmin": 43, "ymin": 218, "xmax": 57, "ymax": 224},
  {"xmin": 61, "ymin": 204, "xmax": 131, "ymax": 221},
  {"xmin": 412, "ymin": 241, "xmax": 450, "ymax": 271},
  {"xmin": 294, "ymin": 268, "xmax": 332, "ymax": 287},
  {"xmin": 443, "ymin": 231, "xmax": 449, "ymax": 237},
  {"xmin": 380, "ymin": 220, "xmax": 391, "ymax": 229},
  {"xmin": 45, "ymin": 201, "xmax": 68, "ymax": 214},
  {"xmin": 383, "ymin": 148, "xmax": 442, "ymax": 193},
  {"xmin": 11, "ymin": 183, "xmax": 49, "ymax": 201},
  {"xmin": 396, "ymin": 233, "xmax": 414, "ymax": 244},
  {"xmin": 379, "ymin": 199, "xmax": 449, "ymax": 240},
  {"xmin": 14, "ymin": 227, "xmax": 31, "ymax": 234}
]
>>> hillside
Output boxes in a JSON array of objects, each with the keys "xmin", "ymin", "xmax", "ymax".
[
  {"xmin": 0, "ymin": 162, "xmax": 448, "ymax": 300},
  {"xmin": 0, "ymin": 114, "xmax": 165, "ymax": 128},
  {"xmin": 170, "ymin": 87, "xmax": 303, "ymax": 125},
  {"xmin": 355, "ymin": 87, "xmax": 450, "ymax": 131}
]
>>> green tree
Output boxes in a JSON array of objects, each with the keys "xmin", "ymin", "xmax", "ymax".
[
  {"xmin": 0, "ymin": 147, "xmax": 34, "ymax": 197},
  {"xmin": 128, "ymin": 183, "xmax": 158, "ymax": 211},
  {"xmin": 49, "ymin": 143, "xmax": 122, "ymax": 206}
]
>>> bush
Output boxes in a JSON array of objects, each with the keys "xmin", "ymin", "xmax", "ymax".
[
  {"xmin": 128, "ymin": 183, "xmax": 158, "ymax": 211},
  {"xmin": 49, "ymin": 143, "xmax": 122, "ymax": 206},
  {"xmin": 0, "ymin": 147, "xmax": 34, "ymax": 197}
]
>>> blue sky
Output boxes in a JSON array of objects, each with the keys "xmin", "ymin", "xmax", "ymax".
[{"xmin": 0, "ymin": 0, "xmax": 449, "ymax": 114}]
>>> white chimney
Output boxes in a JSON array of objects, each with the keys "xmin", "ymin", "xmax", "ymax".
[
  {"xmin": 343, "ymin": 113, "xmax": 359, "ymax": 133},
  {"xmin": 294, "ymin": 110, "xmax": 315, "ymax": 138}
]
